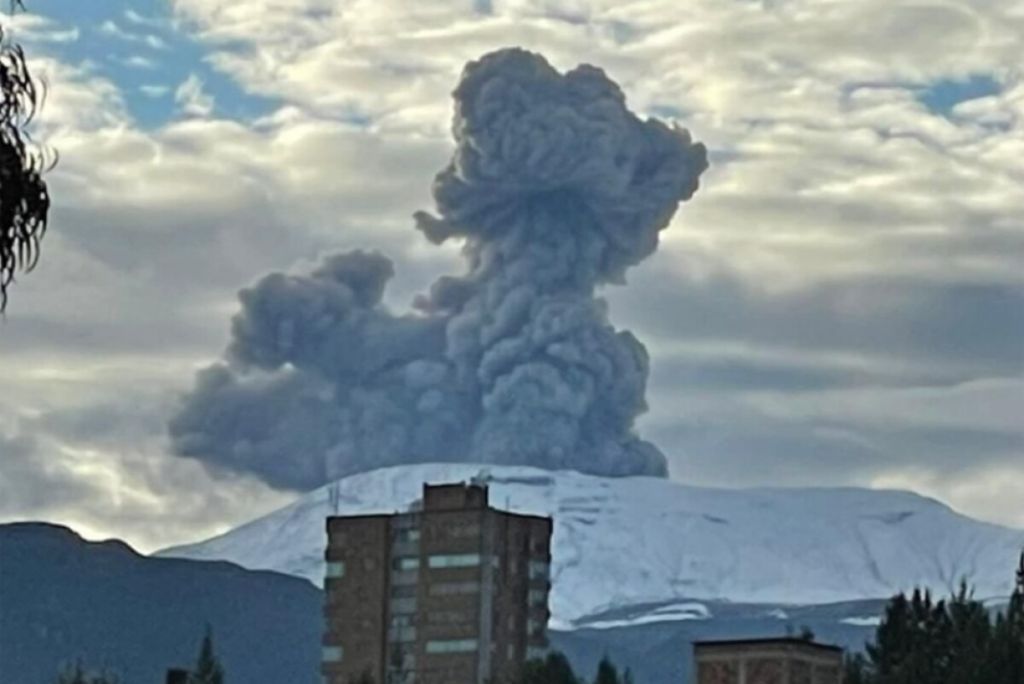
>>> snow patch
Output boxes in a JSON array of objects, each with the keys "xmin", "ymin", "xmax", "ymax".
[
  {"xmin": 158, "ymin": 463, "xmax": 1024, "ymax": 627},
  {"xmin": 578, "ymin": 602, "xmax": 711, "ymax": 629}
]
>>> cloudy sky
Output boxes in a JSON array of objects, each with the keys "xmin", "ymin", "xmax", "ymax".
[{"xmin": 0, "ymin": 0, "xmax": 1021, "ymax": 553}]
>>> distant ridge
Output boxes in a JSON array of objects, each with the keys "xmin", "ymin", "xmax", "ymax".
[{"xmin": 0, "ymin": 522, "xmax": 321, "ymax": 684}]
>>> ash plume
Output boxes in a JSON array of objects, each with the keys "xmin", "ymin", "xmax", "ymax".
[{"xmin": 169, "ymin": 48, "xmax": 707, "ymax": 490}]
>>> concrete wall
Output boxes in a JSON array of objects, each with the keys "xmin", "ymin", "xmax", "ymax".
[
  {"xmin": 323, "ymin": 515, "xmax": 391, "ymax": 684},
  {"xmin": 695, "ymin": 641, "xmax": 842, "ymax": 684}
]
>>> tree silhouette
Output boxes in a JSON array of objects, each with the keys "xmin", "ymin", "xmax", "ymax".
[
  {"xmin": 0, "ymin": 0, "xmax": 52, "ymax": 311},
  {"xmin": 1017, "ymin": 551, "xmax": 1023, "ymax": 592},
  {"xmin": 519, "ymin": 651, "xmax": 581, "ymax": 684},
  {"xmin": 593, "ymin": 655, "xmax": 621, "ymax": 684},
  {"xmin": 845, "ymin": 554, "xmax": 1024, "ymax": 684},
  {"xmin": 189, "ymin": 626, "xmax": 225, "ymax": 684}
]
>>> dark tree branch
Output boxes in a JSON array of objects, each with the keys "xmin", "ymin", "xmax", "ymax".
[{"xmin": 0, "ymin": 0, "xmax": 53, "ymax": 312}]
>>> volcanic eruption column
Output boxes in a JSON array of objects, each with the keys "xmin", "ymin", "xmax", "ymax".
[{"xmin": 170, "ymin": 48, "xmax": 708, "ymax": 490}]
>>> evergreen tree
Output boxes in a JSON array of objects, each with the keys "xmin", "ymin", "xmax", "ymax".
[
  {"xmin": 842, "ymin": 653, "xmax": 871, "ymax": 684},
  {"xmin": 593, "ymin": 655, "xmax": 620, "ymax": 684},
  {"xmin": 866, "ymin": 589, "xmax": 955, "ymax": 684},
  {"xmin": 190, "ymin": 626, "xmax": 225, "ymax": 684},
  {"xmin": 989, "ymin": 551, "xmax": 1024, "ymax": 684},
  {"xmin": 519, "ymin": 651, "xmax": 579, "ymax": 684},
  {"xmin": 945, "ymin": 582, "xmax": 991, "ymax": 684},
  {"xmin": 866, "ymin": 592, "xmax": 909, "ymax": 681},
  {"xmin": 852, "ymin": 554, "xmax": 1024, "ymax": 684}
]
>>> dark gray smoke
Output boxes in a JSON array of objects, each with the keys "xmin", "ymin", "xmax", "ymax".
[{"xmin": 169, "ymin": 48, "xmax": 708, "ymax": 490}]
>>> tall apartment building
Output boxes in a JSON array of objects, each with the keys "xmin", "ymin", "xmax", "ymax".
[
  {"xmin": 694, "ymin": 638, "xmax": 843, "ymax": 684},
  {"xmin": 322, "ymin": 481, "xmax": 553, "ymax": 684}
]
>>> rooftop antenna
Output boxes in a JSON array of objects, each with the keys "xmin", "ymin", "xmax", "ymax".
[
  {"xmin": 328, "ymin": 482, "xmax": 341, "ymax": 515},
  {"xmin": 471, "ymin": 468, "xmax": 492, "ymax": 487}
]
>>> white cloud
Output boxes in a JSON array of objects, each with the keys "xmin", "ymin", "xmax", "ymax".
[
  {"xmin": 25, "ymin": 58, "xmax": 129, "ymax": 133},
  {"xmin": 0, "ymin": 0, "xmax": 1021, "ymax": 549},
  {"xmin": 4, "ymin": 13, "xmax": 80, "ymax": 44},
  {"xmin": 124, "ymin": 9, "xmax": 169, "ymax": 30},
  {"xmin": 140, "ymin": 84, "xmax": 170, "ymax": 98},
  {"xmin": 98, "ymin": 19, "xmax": 168, "ymax": 50},
  {"xmin": 872, "ymin": 465, "xmax": 1024, "ymax": 530},
  {"xmin": 0, "ymin": 419, "xmax": 294, "ymax": 553},
  {"xmin": 744, "ymin": 378, "xmax": 1024, "ymax": 433},
  {"xmin": 174, "ymin": 73, "xmax": 215, "ymax": 117},
  {"xmin": 123, "ymin": 55, "xmax": 158, "ymax": 69},
  {"xmin": 167, "ymin": 0, "xmax": 1024, "ymax": 287}
]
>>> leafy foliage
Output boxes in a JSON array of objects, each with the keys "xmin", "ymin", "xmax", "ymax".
[
  {"xmin": 0, "ymin": 0, "xmax": 52, "ymax": 311},
  {"xmin": 846, "ymin": 551, "xmax": 1024, "ymax": 684}
]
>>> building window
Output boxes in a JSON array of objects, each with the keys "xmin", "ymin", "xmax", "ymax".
[
  {"xmin": 396, "ymin": 528, "xmax": 421, "ymax": 543},
  {"xmin": 425, "ymin": 639, "xmax": 478, "ymax": 654},
  {"xmin": 393, "ymin": 556, "xmax": 420, "ymax": 571},
  {"xmin": 528, "ymin": 589, "xmax": 547, "ymax": 606},
  {"xmin": 426, "ymin": 609, "xmax": 468, "ymax": 626},
  {"xmin": 527, "ymin": 646, "xmax": 548, "ymax": 661},
  {"xmin": 447, "ymin": 523, "xmax": 481, "ymax": 538},
  {"xmin": 390, "ymin": 597, "xmax": 418, "ymax": 615},
  {"xmin": 390, "ymin": 614, "xmax": 414, "ymax": 628},
  {"xmin": 388, "ymin": 625, "xmax": 417, "ymax": 643},
  {"xmin": 528, "ymin": 560, "xmax": 549, "ymax": 581},
  {"xmin": 428, "ymin": 553, "xmax": 481, "ymax": 568},
  {"xmin": 392, "ymin": 584, "xmax": 417, "ymax": 598},
  {"xmin": 428, "ymin": 581, "xmax": 480, "ymax": 596},
  {"xmin": 322, "ymin": 645, "xmax": 344, "ymax": 663},
  {"xmin": 326, "ymin": 561, "xmax": 345, "ymax": 579}
]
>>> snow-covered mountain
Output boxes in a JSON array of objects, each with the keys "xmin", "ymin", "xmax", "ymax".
[{"xmin": 159, "ymin": 463, "xmax": 1024, "ymax": 628}]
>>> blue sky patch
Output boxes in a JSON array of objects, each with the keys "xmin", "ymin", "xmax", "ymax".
[
  {"xmin": 20, "ymin": 0, "xmax": 277, "ymax": 128},
  {"xmin": 916, "ymin": 74, "xmax": 1001, "ymax": 118}
]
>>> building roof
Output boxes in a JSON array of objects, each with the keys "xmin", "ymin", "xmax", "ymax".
[{"xmin": 693, "ymin": 637, "xmax": 844, "ymax": 653}]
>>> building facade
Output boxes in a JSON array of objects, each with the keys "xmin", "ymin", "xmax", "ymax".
[
  {"xmin": 322, "ymin": 481, "xmax": 553, "ymax": 684},
  {"xmin": 694, "ymin": 638, "xmax": 843, "ymax": 684}
]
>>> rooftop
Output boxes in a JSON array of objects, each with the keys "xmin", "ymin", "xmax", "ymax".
[{"xmin": 693, "ymin": 637, "xmax": 843, "ymax": 653}]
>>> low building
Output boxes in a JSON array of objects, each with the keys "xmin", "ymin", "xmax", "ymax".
[
  {"xmin": 164, "ymin": 669, "xmax": 189, "ymax": 684},
  {"xmin": 693, "ymin": 638, "xmax": 843, "ymax": 684},
  {"xmin": 322, "ymin": 480, "xmax": 553, "ymax": 684}
]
